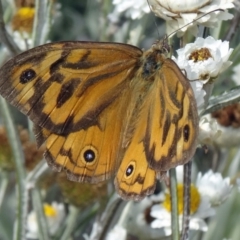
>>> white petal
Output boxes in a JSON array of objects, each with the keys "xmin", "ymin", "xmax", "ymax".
[
  {"xmin": 106, "ymin": 225, "xmax": 127, "ymax": 240},
  {"xmin": 196, "ymin": 170, "xmax": 232, "ymax": 205},
  {"xmin": 189, "ymin": 218, "xmax": 208, "ymax": 231},
  {"xmin": 149, "ymin": 0, "xmax": 234, "ymax": 34},
  {"xmin": 198, "ymin": 115, "xmax": 222, "ymax": 145},
  {"xmin": 232, "ymin": 64, "xmax": 240, "ymax": 85}
]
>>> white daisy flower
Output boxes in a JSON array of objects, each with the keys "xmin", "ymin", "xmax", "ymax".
[
  {"xmin": 125, "ymin": 193, "xmax": 168, "ymax": 239},
  {"xmin": 174, "ymin": 36, "xmax": 233, "ymax": 84},
  {"xmin": 198, "ymin": 115, "xmax": 222, "ymax": 145},
  {"xmin": 109, "ymin": 0, "xmax": 150, "ymax": 22},
  {"xmin": 150, "ymin": 183, "xmax": 215, "ymax": 234},
  {"xmin": 150, "ymin": 203, "xmax": 210, "ymax": 232},
  {"xmin": 26, "ymin": 202, "xmax": 65, "ymax": 239},
  {"xmin": 148, "ymin": 0, "xmax": 234, "ymax": 36},
  {"xmin": 106, "ymin": 225, "xmax": 127, "ymax": 240},
  {"xmin": 196, "ymin": 170, "xmax": 232, "ymax": 206}
]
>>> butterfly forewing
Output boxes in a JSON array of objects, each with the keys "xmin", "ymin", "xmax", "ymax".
[{"xmin": 0, "ymin": 42, "xmax": 142, "ymax": 135}]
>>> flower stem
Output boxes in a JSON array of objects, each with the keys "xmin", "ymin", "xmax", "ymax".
[
  {"xmin": 0, "ymin": 98, "xmax": 26, "ymax": 240},
  {"xmin": 59, "ymin": 205, "xmax": 81, "ymax": 240},
  {"xmin": 99, "ymin": 196, "xmax": 123, "ymax": 240},
  {"xmin": 170, "ymin": 168, "xmax": 180, "ymax": 240},
  {"xmin": 0, "ymin": 0, "xmax": 20, "ymax": 55},
  {"xmin": 32, "ymin": 0, "xmax": 48, "ymax": 47},
  {"xmin": 181, "ymin": 161, "xmax": 192, "ymax": 240},
  {"xmin": 31, "ymin": 187, "xmax": 50, "ymax": 240},
  {"xmin": 0, "ymin": 171, "xmax": 8, "ymax": 209}
]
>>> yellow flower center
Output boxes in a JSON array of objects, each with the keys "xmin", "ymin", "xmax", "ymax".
[
  {"xmin": 163, "ymin": 184, "xmax": 201, "ymax": 214},
  {"xmin": 11, "ymin": 7, "xmax": 35, "ymax": 33},
  {"xmin": 44, "ymin": 204, "xmax": 57, "ymax": 217},
  {"xmin": 188, "ymin": 48, "xmax": 212, "ymax": 62},
  {"xmin": 16, "ymin": 7, "xmax": 35, "ymax": 19}
]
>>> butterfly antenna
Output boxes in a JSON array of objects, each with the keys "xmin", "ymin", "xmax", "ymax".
[{"xmin": 167, "ymin": 9, "xmax": 224, "ymax": 38}]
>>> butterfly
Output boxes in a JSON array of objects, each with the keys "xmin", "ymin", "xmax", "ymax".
[{"xmin": 0, "ymin": 39, "xmax": 198, "ymax": 201}]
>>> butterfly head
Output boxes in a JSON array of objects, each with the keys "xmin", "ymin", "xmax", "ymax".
[
  {"xmin": 152, "ymin": 36, "xmax": 171, "ymax": 57},
  {"xmin": 141, "ymin": 38, "xmax": 171, "ymax": 79}
]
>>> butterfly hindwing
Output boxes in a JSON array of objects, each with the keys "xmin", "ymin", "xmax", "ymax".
[
  {"xmin": 145, "ymin": 58, "xmax": 198, "ymax": 170},
  {"xmin": 115, "ymin": 140, "xmax": 156, "ymax": 201}
]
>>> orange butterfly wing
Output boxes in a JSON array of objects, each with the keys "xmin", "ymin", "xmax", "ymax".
[
  {"xmin": 114, "ymin": 47, "xmax": 198, "ymax": 200},
  {"xmin": 0, "ymin": 42, "xmax": 141, "ymax": 134},
  {"xmin": 144, "ymin": 58, "xmax": 198, "ymax": 170},
  {"xmin": 33, "ymin": 87, "xmax": 132, "ymax": 183},
  {"xmin": 0, "ymin": 42, "xmax": 142, "ymax": 183}
]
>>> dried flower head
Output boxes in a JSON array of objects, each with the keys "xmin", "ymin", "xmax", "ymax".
[
  {"xmin": 149, "ymin": 0, "xmax": 234, "ymax": 36},
  {"xmin": 0, "ymin": 125, "xmax": 44, "ymax": 171},
  {"xmin": 211, "ymin": 103, "xmax": 240, "ymax": 128}
]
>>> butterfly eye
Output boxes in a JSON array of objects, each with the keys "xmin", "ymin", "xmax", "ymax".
[
  {"xmin": 20, "ymin": 69, "xmax": 36, "ymax": 84},
  {"xmin": 80, "ymin": 146, "xmax": 98, "ymax": 165},
  {"xmin": 125, "ymin": 161, "xmax": 136, "ymax": 178},
  {"xmin": 84, "ymin": 149, "xmax": 96, "ymax": 162},
  {"xmin": 183, "ymin": 124, "xmax": 190, "ymax": 142}
]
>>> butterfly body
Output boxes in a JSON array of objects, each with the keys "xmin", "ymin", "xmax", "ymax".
[{"xmin": 0, "ymin": 40, "xmax": 198, "ymax": 200}]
